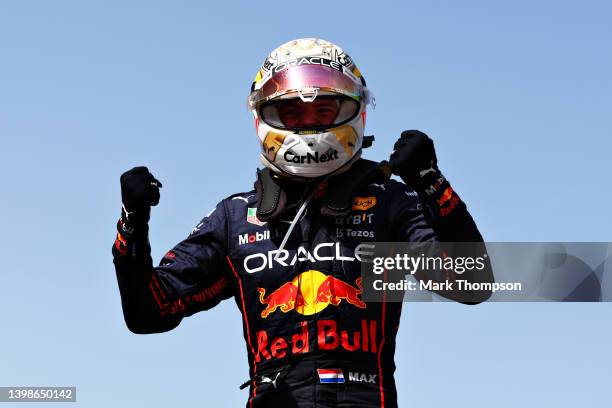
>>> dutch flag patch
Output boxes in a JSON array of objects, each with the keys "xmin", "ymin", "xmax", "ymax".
[{"xmin": 317, "ymin": 369, "xmax": 345, "ymax": 384}]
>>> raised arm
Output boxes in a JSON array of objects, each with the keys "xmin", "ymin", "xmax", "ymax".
[
  {"xmin": 112, "ymin": 167, "xmax": 234, "ymax": 334},
  {"xmin": 389, "ymin": 131, "xmax": 494, "ymax": 303}
]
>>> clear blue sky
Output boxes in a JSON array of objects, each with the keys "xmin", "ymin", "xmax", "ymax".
[{"xmin": 1, "ymin": 1, "xmax": 610, "ymax": 407}]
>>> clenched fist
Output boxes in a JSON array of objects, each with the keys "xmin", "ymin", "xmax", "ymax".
[
  {"xmin": 120, "ymin": 166, "xmax": 163, "ymax": 212},
  {"xmin": 389, "ymin": 130, "xmax": 439, "ymax": 188}
]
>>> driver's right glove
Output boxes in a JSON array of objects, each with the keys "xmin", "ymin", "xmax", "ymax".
[{"xmin": 117, "ymin": 166, "xmax": 162, "ymax": 244}]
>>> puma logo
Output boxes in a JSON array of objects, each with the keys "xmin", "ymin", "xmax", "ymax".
[
  {"xmin": 419, "ymin": 160, "xmax": 437, "ymax": 177},
  {"xmin": 232, "ymin": 194, "xmax": 254, "ymax": 203},
  {"xmin": 260, "ymin": 372, "xmax": 281, "ymax": 389}
]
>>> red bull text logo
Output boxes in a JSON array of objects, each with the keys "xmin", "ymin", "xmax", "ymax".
[
  {"xmin": 257, "ymin": 270, "xmax": 366, "ymax": 318},
  {"xmin": 438, "ymin": 188, "xmax": 461, "ymax": 216},
  {"xmin": 255, "ymin": 319, "xmax": 378, "ymax": 362}
]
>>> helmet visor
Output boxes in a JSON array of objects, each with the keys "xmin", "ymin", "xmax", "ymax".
[
  {"xmin": 259, "ymin": 95, "xmax": 360, "ymax": 130},
  {"xmin": 248, "ymin": 64, "xmax": 369, "ymax": 109}
]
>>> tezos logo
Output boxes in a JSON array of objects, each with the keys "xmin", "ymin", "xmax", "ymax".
[
  {"xmin": 238, "ymin": 230, "xmax": 270, "ymax": 246},
  {"xmin": 284, "ymin": 150, "xmax": 339, "ymax": 164}
]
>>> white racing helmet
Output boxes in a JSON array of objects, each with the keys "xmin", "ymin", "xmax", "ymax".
[{"xmin": 248, "ymin": 38, "xmax": 375, "ymax": 179}]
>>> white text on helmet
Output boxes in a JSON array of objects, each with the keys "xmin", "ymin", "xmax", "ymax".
[
  {"xmin": 273, "ymin": 57, "xmax": 343, "ymax": 74},
  {"xmin": 284, "ymin": 150, "xmax": 339, "ymax": 164}
]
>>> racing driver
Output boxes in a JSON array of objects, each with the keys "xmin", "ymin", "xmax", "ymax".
[{"xmin": 112, "ymin": 38, "xmax": 492, "ymax": 408}]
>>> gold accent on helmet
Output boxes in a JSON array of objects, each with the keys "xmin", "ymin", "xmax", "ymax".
[
  {"xmin": 333, "ymin": 125, "xmax": 358, "ymax": 157},
  {"xmin": 254, "ymin": 69, "xmax": 264, "ymax": 84},
  {"xmin": 262, "ymin": 131, "xmax": 286, "ymax": 161}
]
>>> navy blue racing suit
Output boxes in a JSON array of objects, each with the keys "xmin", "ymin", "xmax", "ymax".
[{"xmin": 112, "ymin": 163, "xmax": 485, "ymax": 408}]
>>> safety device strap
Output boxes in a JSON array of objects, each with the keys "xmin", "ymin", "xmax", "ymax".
[
  {"xmin": 254, "ymin": 159, "xmax": 391, "ymax": 222},
  {"xmin": 254, "ymin": 168, "xmax": 287, "ymax": 222},
  {"xmin": 319, "ymin": 159, "xmax": 390, "ymax": 217}
]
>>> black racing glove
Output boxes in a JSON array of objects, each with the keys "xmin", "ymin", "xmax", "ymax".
[
  {"xmin": 121, "ymin": 166, "xmax": 162, "ymax": 210},
  {"xmin": 389, "ymin": 130, "xmax": 461, "ymax": 217},
  {"xmin": 118, "ymin": 166, "xmax": 162, "ymax": 239},
  {"xmin": 389, "ymin": 130, "xmax": 439, "ymax": 188}
]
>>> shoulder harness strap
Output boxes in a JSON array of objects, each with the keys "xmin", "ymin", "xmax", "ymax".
[
  {"xmin": 254, "ymin": 160, "xmax": 391, "ymax": 222},
  {"xmin": 254, "ymin": 168, "xmax": 287, "ymax": 222},
  {"xmin": 320, "ymin": 159, "xmax": 391, "ymax": 217}
]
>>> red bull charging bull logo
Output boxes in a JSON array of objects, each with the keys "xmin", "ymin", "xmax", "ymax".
[
  {"xmin": 114, "ymin": 232, "xmax": 128, "ymax": 256},
  {"xmin": 437, "ymin": 187, "xmax": 454, "ymax": 206},
  {"xmin": 257, "ymin": 270, "xmax": 366, "ymax": 318}
]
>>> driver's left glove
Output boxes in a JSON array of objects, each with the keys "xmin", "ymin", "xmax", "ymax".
[{"xmin": 389, "ymin": 130, "xmax": 461, "ymax": 217}]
